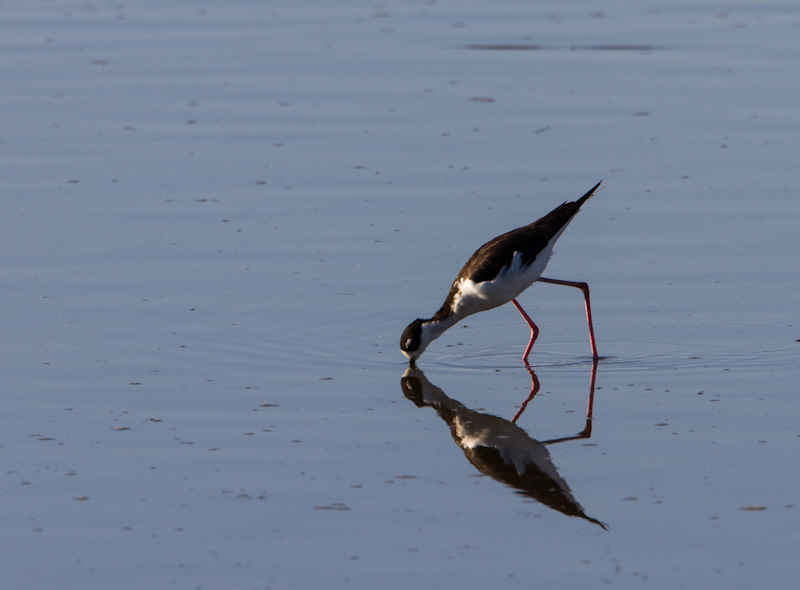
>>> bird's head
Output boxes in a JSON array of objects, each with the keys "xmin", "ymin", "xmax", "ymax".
[{"xmin": 400, "ymin": 318, "xmax": 434, "ymax": 364}]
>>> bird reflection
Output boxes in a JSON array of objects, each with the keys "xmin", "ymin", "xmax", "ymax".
[{"xmin": 401, "ymin": 361, "xmax": 606, "ymax": 529}]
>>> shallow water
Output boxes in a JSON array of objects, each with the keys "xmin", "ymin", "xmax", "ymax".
[{"xmin": 2, "ymin": 1, "xmax": 799, "ymax": 588}]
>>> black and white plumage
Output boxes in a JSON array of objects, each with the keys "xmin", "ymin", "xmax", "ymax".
[{"xmin": 401, "ymin": 182, "xmax": 602, "ymax": 364}]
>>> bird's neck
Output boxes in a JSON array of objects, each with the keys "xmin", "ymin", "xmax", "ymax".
[{"xmin": 422, "ymin": 313, "xmax": 460, "ymax": 341}]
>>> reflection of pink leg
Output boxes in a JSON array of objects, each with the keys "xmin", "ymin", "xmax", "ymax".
[
  {"xmin": 540, "ymin": 358, "xmax": 599, "ymax": 442},
  {"xmin": 538, "ymin": 277, "xmax": 599, "ymax": 360},
  {"xmin": 579, "ymin": 357, "xmax": 599, "ymax": 437},
  {"xmin": 511, "ymin": 362, "xmax": 540, "ymax": 424},
  {"xmin": 511, "ymin": 298, "xmax": 539, "ymax": 361}
]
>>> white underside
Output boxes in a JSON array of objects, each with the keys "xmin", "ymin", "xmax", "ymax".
[{"xmin": 451, "ymin": 243, "xmax": 556, "ymax": 318}]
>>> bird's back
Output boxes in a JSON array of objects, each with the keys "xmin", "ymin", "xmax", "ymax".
[{"xmin": 460, "ymin": 197, "xmax": 588, "ymax": 285}]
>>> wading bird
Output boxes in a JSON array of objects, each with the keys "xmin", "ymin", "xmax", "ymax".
[{"xmin": 400, "ymin": 182, "xmax": 601, "ymax": 364}]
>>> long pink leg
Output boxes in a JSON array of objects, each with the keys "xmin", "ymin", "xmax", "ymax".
[
  {"xmin": 511, "ymin": 298, "xmax": 539, "ymax": 361},
  {"xmin": 538, "ymin": 277, "xmax": 599, "ymax": 360}
]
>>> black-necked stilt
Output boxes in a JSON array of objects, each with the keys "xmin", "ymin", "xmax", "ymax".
[{"xmin": 401, "ymin": 181, "xmax": 602, "ymax": 364}]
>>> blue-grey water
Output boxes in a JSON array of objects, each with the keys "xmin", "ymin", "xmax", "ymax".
[{"xmin": 2, "ymin": 1, "xmax": 798, "ymax": 588}]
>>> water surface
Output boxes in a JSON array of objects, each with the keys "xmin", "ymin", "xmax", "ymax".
[{"xmin": 2, "ymin": 1, "xmax": 798, "ymax": 588}]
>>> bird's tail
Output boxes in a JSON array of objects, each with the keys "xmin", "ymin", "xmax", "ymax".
[{"xmin": 575, "ymin": 180, "xmax": 603, "ymax": 208}]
